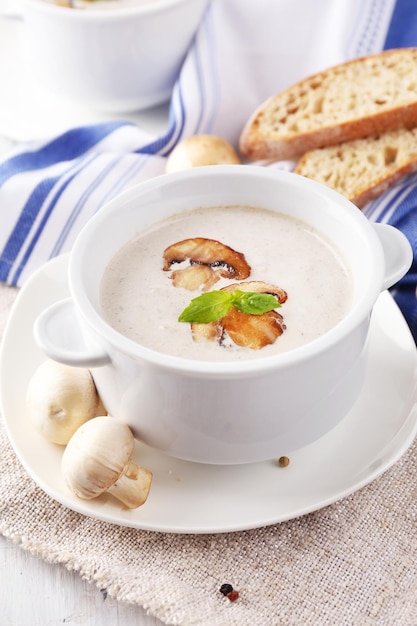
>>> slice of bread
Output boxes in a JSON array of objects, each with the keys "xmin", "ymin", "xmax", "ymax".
[
  {"xmin": 239, "ymin": 48, "xmax": 417, "ymax": 161},
  {"xmin": 294, "ymin": 126, "xmax": 417, "ymax": 207}
]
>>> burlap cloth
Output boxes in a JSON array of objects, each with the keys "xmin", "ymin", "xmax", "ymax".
[{"xmin": 1, "ymin": 282, "xmax": 416, "ymax": 626}]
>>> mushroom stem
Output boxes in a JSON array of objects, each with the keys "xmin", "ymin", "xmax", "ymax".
[{"xmin": 107, "ymin": 461, "xmax": 153, "ymax": 509}]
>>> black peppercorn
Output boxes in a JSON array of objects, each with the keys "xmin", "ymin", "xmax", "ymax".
[
  {"xmin": 219, "ymin": 583, "xmax": 239, "ymax": 601},
  {"xmin": 219, "ymin": 583, "xmax": 234, "ymax": 596}
]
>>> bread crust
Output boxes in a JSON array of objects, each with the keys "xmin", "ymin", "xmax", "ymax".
[
  {"xmin": 240, "ymin": 48, "xmax": 417, "ymax": 161},
  {"xmin": 294, "ymin": 127, "xmax": 417, "ymax": 208},
  {"xmin": 351, "ymin": 160, "xmax": 417, "ymax": 207}
]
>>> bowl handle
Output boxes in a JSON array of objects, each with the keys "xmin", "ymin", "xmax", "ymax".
[
  {"xmin": 372, "ymin": 223, "xmax": 413, "ymax": 291},
  {"xmin": 34, "ymin": 298, "xmax": 110, "ymax": 367}
]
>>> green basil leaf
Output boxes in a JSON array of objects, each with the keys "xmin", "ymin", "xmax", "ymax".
[
  {"xmin": 231, "ymin": 290, "xmax": 280, "ymax": 315},
  {"xmin": 178, "ymin": 291, "xmax": 233, "ymax": 323}
]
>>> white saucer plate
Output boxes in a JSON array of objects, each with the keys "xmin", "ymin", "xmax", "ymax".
[{"xmin": 1, "ymin": 254, "xmax": 417, "ymax": 534}]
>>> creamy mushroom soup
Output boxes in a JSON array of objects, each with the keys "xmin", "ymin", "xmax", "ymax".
[{"xmin": 99, "ymin": 206, "xmax": 353, "ymax": 361}]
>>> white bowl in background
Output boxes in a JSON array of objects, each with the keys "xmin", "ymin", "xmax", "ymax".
[{"xmin": 14, "ymin": 0, "xmax": 209, "ymax": 112}]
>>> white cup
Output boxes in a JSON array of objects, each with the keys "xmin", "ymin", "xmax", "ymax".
[
  {"xmin": 34, "ymin": 166, "xmax": 413, "ymax": 464},
  {"xmin": 5, "ymin": 0, "xmax": 209, "ymax": 112}
]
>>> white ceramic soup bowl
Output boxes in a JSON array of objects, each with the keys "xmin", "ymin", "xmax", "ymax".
[
  {"xmin": 34, "ymin": 166, "xmax": 412, "ymax": 464},
  {"xmin": 11, "ymin": 0, "xmax": 209, "ymax": 112}
]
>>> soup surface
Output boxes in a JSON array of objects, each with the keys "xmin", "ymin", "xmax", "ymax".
[{"xmin": 100, "ymin": 206, "xmax": 353, "ymax": 361}]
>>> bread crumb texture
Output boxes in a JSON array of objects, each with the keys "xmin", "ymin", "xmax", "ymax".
[
  {"xmin": 295, "ymin": 127, "xmax": 417, "ymax": 207},
  {"xmin": 240, "ymin": 48, "xmax": 417, "ymax": 160}
]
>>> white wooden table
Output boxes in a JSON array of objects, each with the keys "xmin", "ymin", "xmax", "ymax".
[
  {"xmin": 0, "ymin": 10, "xmax": 168, "ymax": 625},
  {"xmin": 0, "ymin": 535, "xmax": 165, "ymax": 625}
]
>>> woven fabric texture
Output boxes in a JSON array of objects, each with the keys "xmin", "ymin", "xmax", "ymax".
[{"xmin": 1, "ymin": 285, "xmax": 417, "ymax": 626}]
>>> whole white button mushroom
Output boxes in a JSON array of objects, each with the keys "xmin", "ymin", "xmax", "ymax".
[
  {"xmin": 165, "ymin": 134, "xmax": 240, "ymax": 173},
  {"xmin": 62, "ymin": 415, "xmax": 153, "ymax": 509},
  {"xmin": 26, "ymin": 359, "xmax": 106, "ymax": 445}
]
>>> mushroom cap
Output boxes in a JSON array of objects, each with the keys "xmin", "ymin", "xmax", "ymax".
[
  {"xmin": 26, "ymin": 359, "xmax": 102, "ymax": 445},
  {"xmin": 62, "ymin": 415, "xmax": 135, "ymax": 500},
  {"xmin": 165, "ymin": 134, "xmax": 240, "ymax": 172},
  {"xmin": 163, "ymin": 237, "xmax": 251, "ymax": 280},
  {"xmin": 221, "ymin": 280, "xmax": 288, "ymax": 304}
]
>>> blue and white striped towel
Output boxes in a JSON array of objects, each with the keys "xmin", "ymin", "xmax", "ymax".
[{"xmin": 2, "ymin": 0, "xmax": 417, "ymax": 339}]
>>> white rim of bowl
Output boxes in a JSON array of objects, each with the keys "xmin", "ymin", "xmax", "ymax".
[{"xmin": 21, "ymin": 0, "xmax": 206, "ymax": 20}]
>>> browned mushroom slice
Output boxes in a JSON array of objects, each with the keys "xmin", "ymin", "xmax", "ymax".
[
  {"xmin": 222, "ymin": 308, "xmax": 286, "ymax": 350},
  {"xmin": 191, "ymin": 320, "xmax": 223, "ymax": 343},
  {"xmin": 171, "ymin": 264, "xmax": 220, "ymax": 291},
  {"xmin": 163, "ymin": 238, "xmax": 251, "ymax": 280},
  {"xmin": 190, "ymin": 280, "xmax": 288, "ymax": 349},
  {"xmin": 221, "ymin": 281, "xmax": 287, "ymax": 348},
  {"xmin": 221, "ymin": 280, "xmax": 288, "ymax": 304}
]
